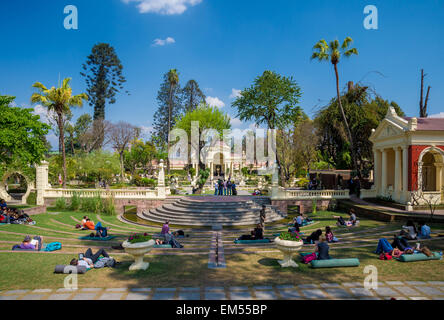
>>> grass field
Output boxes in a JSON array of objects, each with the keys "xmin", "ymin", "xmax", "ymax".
[{"xmin": 0, "ymin": 208, "xmax": 443, "ymax": 290}]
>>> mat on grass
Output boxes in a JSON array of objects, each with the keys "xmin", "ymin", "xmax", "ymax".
[
  {"xmin": 78, "ymin": 235, "xmax": 117, "ymax": 241},
  {"xmin": 310, "ymin": 258, "xmax": 360, "ymax": 268},
  {"xmin": 398, "ymin": 252, "xmax": 441, "ymax": 262},
  {"xmin": 234, "ymin": 239, "xmax": 271, "ymax": 244}
]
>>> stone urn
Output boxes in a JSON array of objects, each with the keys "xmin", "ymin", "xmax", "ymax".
[
  {"xmin": 122, "ymin": 239, "xmax": 155, "ymax": 271},
  {"xmin": 274, "ymin": 237, "xmax": 304, "ymax": 268}
]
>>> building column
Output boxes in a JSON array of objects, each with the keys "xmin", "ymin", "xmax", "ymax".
[
  {"xmin": 381, "ymin": 149, "xmax": 388, "ymax": 196},
  {"xmin": 394, "ymin": 147, "xmax": 402, "ymax": 201},
  {"xmin": 402, "ymin": 146, "xmax": 409, "ymax": 202},
  {"xmin": 373, "ymin": 149, "xmax": 381, "ymax": 194},
  {"xmin": 435, "ymin": 164, "xmax": 443, "ymax": 192},
  {"xmin": 210, "ymin": 162, "xmax": 214, "ymax": 180}
]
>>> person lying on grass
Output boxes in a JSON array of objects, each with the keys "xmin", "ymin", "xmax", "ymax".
[
  {"xmin": 237, "ymin": 224, "xmax": 264, "ymax": 241},
  {"xmin": 70, "ymin": 248, "xmax": 115, "ymax": 269},
  {"xmin": 375, "ymin": 238, "xmax": 433, "ymax": 259},
  {"xmin": 12, "ymin": 235, "xmax": 43, "ymax": 251},
  {"xmin": 84, "ymin": 219, "xmax": 110, "ymax": 238}
]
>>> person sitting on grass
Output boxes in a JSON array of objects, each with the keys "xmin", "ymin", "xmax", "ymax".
[
  {"xmin": 70, "ymin": 248, "xmax": 111, "ymax": 269},
  {"xmin": 81, "ymin": 216, "xmax": 89, "ymax": 229},
  {"xmin": 0, "ymin": 199, "xmax": 7, "ymax": 211},
  {"xmin": 325, "ymin": 226, "xmax": 338, "ymax": 243},
  {"xmin": 84, "ymin": 218, "xmax": 95, "ymax": 230},
  {"xmin": 161, "ymin": 220, "xmax": 170, "ymax": 235},
  {"xmin": 349, "ymin": 209, "xmax": 357, "ymax": 225},
  {"xmin": 238, "ymin": 224, "xmax": 264, "ymax": 241},
  {"xmin": 12, "ymin": 235, "xmax": 43, "ymax": 251},
  {"xmin": 400, "ymin": 220, "xmax": 417, "ymax": 240},
  {"xmin": 315, "ymin": 236, "xmax": 331, "ymax": 260},
  {"xmin": 417, "ymin": 221, "xmax": 431, "ymax": 239},
  {"xmin": 305, "ymin": 229, "xmax": 322, "ymax": 244}
]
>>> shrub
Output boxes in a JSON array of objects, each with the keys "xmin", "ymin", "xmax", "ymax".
[
  {"xmin": 26, "ymin": 192, "xmax": 37, "ymax": 206},
  {"xmin": 127, "ymin": 233, "xmax": 152, "ymax": 244},
  {"xmin": 296, "ymin": 178, "xmax": 309, "ymax": 189},
  {"xmin": 80, "ymin": 193, "xmax": 102, "ymax": 213},
  {"xmin": 279, "ymin": 232, "xmax": 302, "ymax": 242},
  {"xmin": 69, "ymin": 192, "xmax": 81, "ymax": 211},
  {"xmin": 55, "ymin": 197, "xmax": 67, "ymax": 210},
  {"xmin": 312, "ymin": 199, "xmax": 317, "ymax": 214},
  {"xmin": 101, "ymin": 195, "xmax": 116, "ymax": 216}
]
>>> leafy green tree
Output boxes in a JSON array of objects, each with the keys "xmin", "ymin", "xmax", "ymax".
[
  {"xmin": 81, "ymin": 43, "xmax": 127, "ymax": 121},
  {"xmin": 182, "ymin": 79, "xmax": 206, "ymax": 113},
  {"xmin": 124, "ymin": 140, "xmax": 157, "ymax": 175},
  {"xmin": 0, "ymin": 95, "xmax": 50, "ymax": 178},
  {"xmin": 174, "ymin": 104, "xmax": 231, "ymax": 170},
  {"xmin": 153, "ymin": 69, "xmax": 183, "ymax": 174},
  {"xmin": 314, "ymin": 83, "xmax": 404, "ymax": 177},
  {"xmin": 311, "ymin": 37, "xmax": 359, "ymax": 176},
  {"xmin": 232, "ymin": 70, "xmax": 302, "ymax": 182},
  {"xmin": 31, "ymin": 78, "xmax": 88, "ymax": 187},
  {"xmin": 76, "ymin": 151, "xmax": 120, "ymax": 185}
]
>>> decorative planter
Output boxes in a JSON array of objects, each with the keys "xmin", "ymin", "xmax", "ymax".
[
  {"xmin": 122, "ymin": 239, "xmax": 155, "ymax": 271},
  {"xmin": 274, "ymin": 237, "xmax": 304, "ymax": 268}
]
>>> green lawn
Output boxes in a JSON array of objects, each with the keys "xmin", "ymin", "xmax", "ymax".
[{"xmin": 0, "ymin": 208, "xmax": 443, "ymax": 290}]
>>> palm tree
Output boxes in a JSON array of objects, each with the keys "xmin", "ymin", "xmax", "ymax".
[
  {"xmin": 31, "ymin": 78, "xmax": 88, "ymax": 187},
  {"xmin": 167, "ymin": 69, "xmax": 179, "ymax": 174},
  {"xmin": 311, "ymin": 37, "xmax": 360, "ymax": 177}
]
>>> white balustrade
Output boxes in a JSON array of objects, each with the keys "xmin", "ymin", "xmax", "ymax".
[
  {"xmin": 273, "ymin": 189, "xmax": 350, "ymax": 200},
  {"xmin": 43, "ymin": 188, "xmax": 160, "ymax": 200}
]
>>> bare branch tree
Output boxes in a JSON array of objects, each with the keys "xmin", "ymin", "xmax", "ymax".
[
  {"xmin": 78, "ymin": 119, "xmax": 113, "ymax": 153},
  {"xmin": 109, "ymin": 121, "xmax": 140, "ymax": 181}
]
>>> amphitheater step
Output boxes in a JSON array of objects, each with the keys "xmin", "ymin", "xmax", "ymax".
[{"xmin": 138, "ymin": 196, "xmax": 287, "ymax": 227}]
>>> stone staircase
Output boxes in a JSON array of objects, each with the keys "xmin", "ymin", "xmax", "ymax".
[{"xmin": 139, "ymin": 196, "xmax": 287, "ymax": 227}]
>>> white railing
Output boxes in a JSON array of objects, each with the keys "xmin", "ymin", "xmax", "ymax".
[
  {"xmin": 43, "ymin": 188, "xmax": 161, "ymax": 200},
  {"xmin": 360, "ymin": 189, "xmax": 377, "ymax": 199},
  {"xmin": 273, "ymin": 188, "xmax": 350, "ymax": 200}
]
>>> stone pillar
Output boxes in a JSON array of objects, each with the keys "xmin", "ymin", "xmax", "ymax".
[
  {"xmin": 36, "ymin": 161, "xmax": 49, "ymax": 206},
  {"xmin": 157, "ymin": 160, "xmax": 166, "ymax": 199},
  {"xmin": 435, "ymin": 164, "xmax": 443, "ymax": 192},
  {"xmin": 194, "ymin": 163, "xmax": 199, "ymax": 177},
  {"xmin": 381, "ymin": 149, "xmax": 387, "ymax": 197},
  {"xmin": 394, "ymin": 147, "xmax": 402, "ymax": 201},
  {"xmin": 210, "ymin": 162, "xmax": 214, "ymax": 180},
  {"xmin": 271, "ymin": 162, "xmax": 280, "ymax": 199},
  {"xmin": 402, "ymin": 146, "xmax": 409, "ymax": 202},
  {"xmin": 374, "ymin": 149, "xmax": 381, "ymax": 194}
]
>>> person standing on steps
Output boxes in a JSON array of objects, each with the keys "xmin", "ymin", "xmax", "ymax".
[
  {"xmin": 260, "ymin": 205, "xmax": 267, "ymax": 231},
  {"xmin": 227, "ymin": 180, "xmax": 232, "ymax": 196}
]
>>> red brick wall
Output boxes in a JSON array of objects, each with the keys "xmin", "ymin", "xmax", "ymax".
[
  {"xmin": 271, "ymin": 200, "xmax": 331, "ymax": 214},
  {"xmin": 408, "ymin": 145, "xmax": 444, "ymax": 191}
]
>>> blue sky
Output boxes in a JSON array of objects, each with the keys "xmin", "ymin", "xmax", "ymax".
[{"xmin": 0, "ymin": 0, "xmax": 443, "ymax": 149}]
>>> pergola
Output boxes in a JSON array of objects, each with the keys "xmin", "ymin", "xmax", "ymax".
[{"xmin": 369, "ymin": 107, "xmax": 444, "ymax": 205}]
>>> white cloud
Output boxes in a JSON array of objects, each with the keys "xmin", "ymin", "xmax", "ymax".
[
  {"xmin": 205, "ymin": 96, "xmax": 225, "ymax": 108},
  {"xmin": 229, "ymin": 88, "xmax": 242, "ymax": 99},
  {"xmin": 429, "ymin": 112, "xmax": 444, "ymax": 118},
  {"xmin": 32, "ymin": 105, "xmax": 53, "ymax": 124},
  {"xmin": 152, "ymin": 37, "xmax": 176, "ymax": 47},
  {"xmin": 122, "ymin": 0, "xmax": 202, "ymax": 15},
  {"xmin": 230, "ymin": 117, "xmax": 243, "ymax": 128}
]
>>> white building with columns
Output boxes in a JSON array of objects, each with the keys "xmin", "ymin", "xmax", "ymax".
[{"xmin": 369, "ymin": 107, "xmax": 444, "ymax": 205}]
